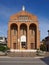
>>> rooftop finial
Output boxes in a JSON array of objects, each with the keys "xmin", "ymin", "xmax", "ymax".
[{"xmin": 22, "ymin": 5, "xmax": 25, "ymax": 11}]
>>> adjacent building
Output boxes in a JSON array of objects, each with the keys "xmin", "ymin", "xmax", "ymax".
[
  {"xmin": 0, "ymin": 37, "xmax": 7, "ymax": 45},
  {"xmin": 41, "ymin": 30, "xmax": 49, "ymax": 51}
]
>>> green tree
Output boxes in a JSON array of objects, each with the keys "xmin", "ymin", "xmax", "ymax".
[
  {"xmin": 0, "ymin": 45, "xmax": 9, "ymax": 52},
  {"xmin": 40, "ymin": 44, "xmax": 46, "ymax": 51}
]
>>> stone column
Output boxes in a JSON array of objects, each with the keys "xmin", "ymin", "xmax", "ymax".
[
  {"xmin": 18, "ymin": 25, "xmax": 20, "ymax": 49},
  {"xmin": 27, "ymin": 25, "xmax": 30, "ymax": 49},
  {"xmin": 37, "ymin": 27, "xmax": 40, "ymax": 49},
  {"xmin": 7, "ymin": 23, "xmax": 11, "ymax": 49}
]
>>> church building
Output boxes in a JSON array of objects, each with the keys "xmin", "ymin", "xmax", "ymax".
[{"xmin": 7, "ymin": 6, "xmax": 40, "ymax": 51}]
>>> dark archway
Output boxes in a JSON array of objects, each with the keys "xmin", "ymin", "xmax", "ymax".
[
  {"xmin": 20, "ymin": 23, "xmax": 27, "ymax": 49},
  {"xmin": 20, "ymin": 23, "xmax": 27, "ymax": 36},
  {"xmin": 29, "ymin": 23, "xmax": 37, "ymax": 49},
  {"xmin": 10, "ymin": 23, "xmax": 18, "ymax": 49},
  {"xmin": 11, "ymin": 23, "xmax": 18, "ymax": 34}
]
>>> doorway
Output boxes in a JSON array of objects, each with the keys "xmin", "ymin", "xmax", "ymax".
[
  {"xmin": 13, "ymin": 43, "xmax": 16, "ymax": 49},
  {"xmin": 21, "ymin": 42, "xmax": 26, "ymax": 48}
]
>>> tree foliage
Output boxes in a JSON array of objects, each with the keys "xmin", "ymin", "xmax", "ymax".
[
  {"xmin": 40, "ymin": 44, "xmax": 47, "ymax": 51},
  {"xmin": 0, "ymin": 45, "xmax": 9, "ymax": 52}
]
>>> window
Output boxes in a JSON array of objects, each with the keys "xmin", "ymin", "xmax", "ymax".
[
  {"xmin": 31, "ymin": 43, "xmax": 35, "ymax": 49},
  {"xmin": 14, "ymin": 29, "xmax": 16, "ymax": 35},
  {"xmin": 23, "ymin": 29, "xmax": 25, "ymax": 35},
  {"xmin": 0, "ymin": 37, "xmax": 3, "ymax": 40},
  {"xmin": 14, "ymin": 27, "xmax": 16, "ymax": 35},
  {"xmin": 19, "ymin": 15, "xmax": 28, "ymax": 20},
  {"xmin": 31, "ymin": 30, "xmax": 35, "ymax": 36}
]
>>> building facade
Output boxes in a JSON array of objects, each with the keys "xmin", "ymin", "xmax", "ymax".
[
  {"xmin": 41, "ymin": 30, "xmax": 49, "ymax": 51},
  {"xmin": 8, "ymin": 7, "xmax": 40, "ymax": 51}
]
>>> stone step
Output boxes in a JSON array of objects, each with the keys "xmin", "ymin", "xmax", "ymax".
[{"xmin": 7, "ymin": 52, "xmax": 37, "ymax": 57}]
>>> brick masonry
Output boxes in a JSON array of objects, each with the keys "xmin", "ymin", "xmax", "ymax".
[{"xmin": 7, "ymin": 10, "xmax": 40, "ymax": 50}]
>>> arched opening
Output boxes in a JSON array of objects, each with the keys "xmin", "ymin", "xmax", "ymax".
[
  {"xmin": 10, "ymin": 23, "xmax": 18, "ymax": 49},
  {"xmin": 29, "ymin": 23, "xmax": 37, "ymax": 49},
  {"xmin": 11, "ymin": 24, "xmax": 18, "ymax": 35},
  {"xmin": 20, "ymin": 23, "xmax": 27, "ymax": 49},
  {"xmin": 20, "ymin": 23, "xmax": 27, "ymax": 35}
]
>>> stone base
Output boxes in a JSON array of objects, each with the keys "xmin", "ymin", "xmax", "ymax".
[
  {"xmin": 10, "ymin": 49, "xmax": 37, "ymax": 52},
  {"xmin": 8, "ymin": 49, "xmax": 37, "ymax": 57}
]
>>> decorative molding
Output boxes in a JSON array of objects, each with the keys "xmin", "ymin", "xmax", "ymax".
[
  {"xmin": 10, "ymin": 49, "xmax": 37, "ymax": 52},
  {"xmin": 10, "ymin": 20, "xmax": 32, "ymax": 22}
]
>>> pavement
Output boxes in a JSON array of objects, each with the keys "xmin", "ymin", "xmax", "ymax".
[
  {"xmin": 0, "ymin": 52, "xmax": 49, "ymax": 65},
  {"xmin": 0, "ymin": 56, "xmax": 45, "ymax": 58},
  {"xmin": 0, "ymin": 56, "xmax": 49, "ymax": 65}
]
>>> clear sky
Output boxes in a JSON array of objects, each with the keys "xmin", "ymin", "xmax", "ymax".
[{"xmin": 0, "ymin": 0, "xmax": 49, "ymax": 40}]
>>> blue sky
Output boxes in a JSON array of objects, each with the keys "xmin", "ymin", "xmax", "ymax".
[{"xmin": 0, "ymin": 0, "xmax": 49, "ymax": 40}]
